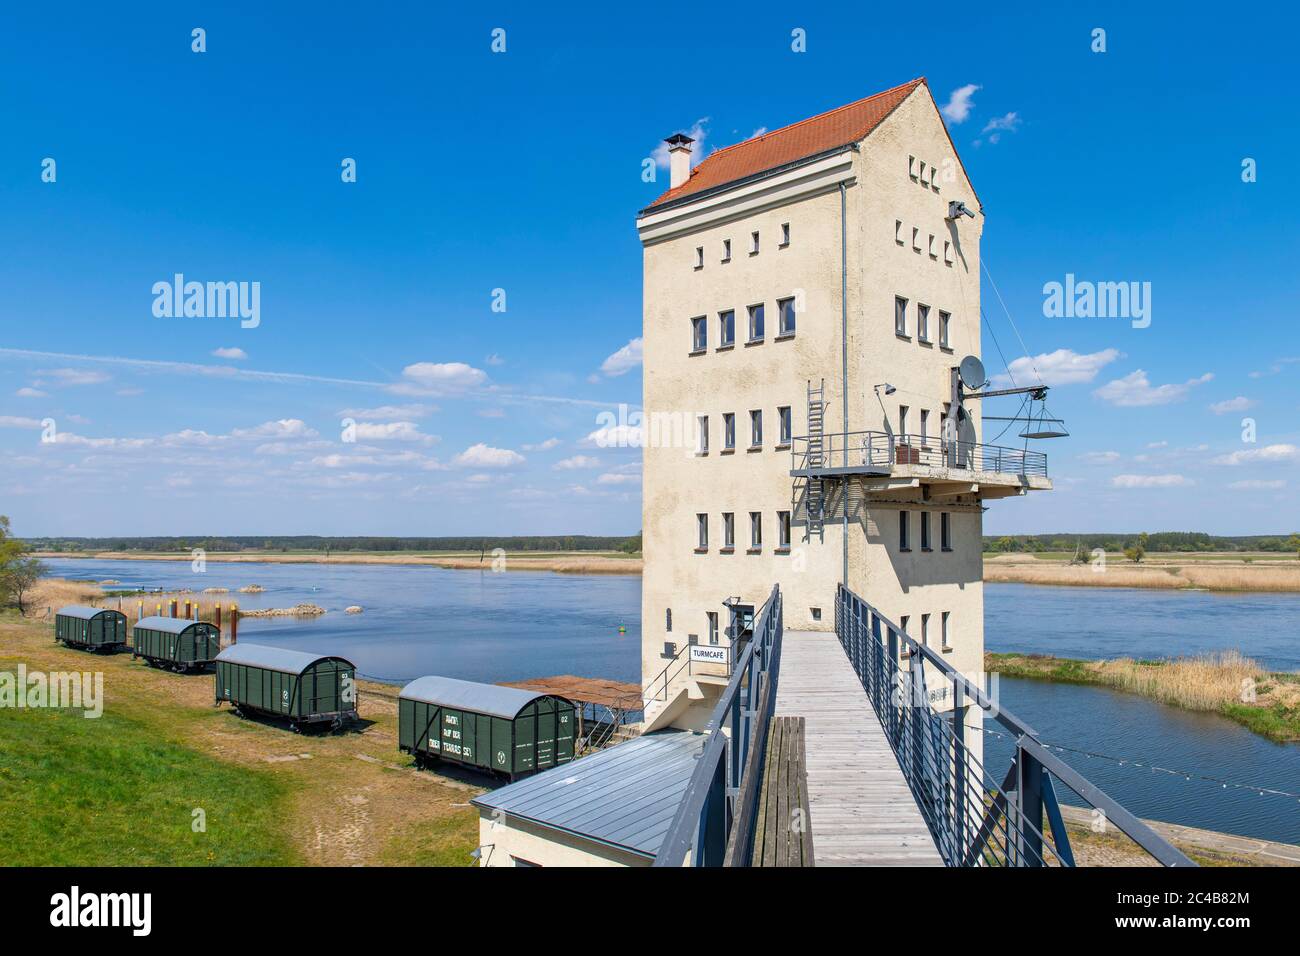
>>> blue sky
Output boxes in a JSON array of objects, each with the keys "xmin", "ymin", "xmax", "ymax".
[{"xmin": 1, "ymin": 3, "xmax": 1296, "ymax": 537}]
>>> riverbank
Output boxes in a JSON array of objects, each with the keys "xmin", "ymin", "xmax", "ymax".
[
  {"xmin": 0, "ymin": 603, "xmax": 481, "ymax": 866},
  {"xmin": 986, "ymin": 651, "xmax": 1300, "ymax": 743},
  {"xmin": 37, "ymin": 549, "xmax": 1300, "ymax": 591},
  {"xmin": 35, "ymin": 549, "xmax": 643, "ymax": 575},
  {"xmin": 984, "ymin": 552, "xmax": 1300, "ymax": 592}
]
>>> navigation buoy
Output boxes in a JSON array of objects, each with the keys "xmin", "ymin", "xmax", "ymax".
[{"xmin": 617, "ymin": 624, "xmax": 626, "ymax": 636}]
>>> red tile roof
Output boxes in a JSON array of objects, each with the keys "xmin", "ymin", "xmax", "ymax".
[{"xmin": 645, "ymin": 78, "xmax": 928, "ymax": 211}]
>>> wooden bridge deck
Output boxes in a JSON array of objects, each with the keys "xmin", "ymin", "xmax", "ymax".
[{"xmin": 774, "ymin": 630, "xmax": 942, "ymax": 866}]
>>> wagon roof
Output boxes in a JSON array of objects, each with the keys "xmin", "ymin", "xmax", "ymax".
[
  {"xmin": 134, "ymin": 615, "xmax": 215, "ymax": 634},
  {"xmin": 214, "ymin": 642, "xmax": 355, "ymax": 676},
  {"xmin": 471, "ymin": 730, "xmax": 708, "ymax": 859},
  {"xmin": 400, "ymin": 674, "xmax": 568, "ymax": 720},
  {"xmin": 56, "ymin": 605, "xmax": 123, "ymax": 620}
]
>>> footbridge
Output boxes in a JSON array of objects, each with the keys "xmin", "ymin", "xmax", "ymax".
[{"xmin": 653, "ymin": 584, "xmax": 1194, "ymax": 868}]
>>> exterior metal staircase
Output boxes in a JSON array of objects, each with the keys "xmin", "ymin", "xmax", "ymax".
[{"xmin": 802, "ymin": 379, "xmax": 827, "ymax": 541}]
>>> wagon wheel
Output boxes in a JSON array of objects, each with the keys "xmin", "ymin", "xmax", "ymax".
[{"xmin": 330, "ymin": 716, "xmax": 343, "ymax": 733}]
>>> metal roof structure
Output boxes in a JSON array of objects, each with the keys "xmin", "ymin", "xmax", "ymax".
[
  {"xmin": 500, "ymin": 675, "xmax": 642, "ymax": 712},
  {"xmin": 56, "ymin": 605, "xmax": 122, "ymax": 620},
  {"xmin": 134, "ymin": 615, "xmax": 214, "ymax": 634},
  {"xmin": 400, "ymin": 675, "xmax": 564, "ymax": 720},
  {"xmin": 214, "ymin": 642, "xmax": 354, "ymax": 676},
  {"xmin": 471, "ymin": 730, "xmax": 707, "ymax": 859}
]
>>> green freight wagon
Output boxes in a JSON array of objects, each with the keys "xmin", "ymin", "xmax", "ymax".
[
  {"xmin": 399, "ymin": 675, "xmax": 576, "ymax": 780},
  {"xmin": 54, "ymin": 605, "xmax": 128, "ymax": 652},
  {"xmin": 132, "ymin": 615, "xmax": 221, "ymax": 672},
  {"xmin": 214, "ymin": 643, "xmax": 358, "ymax": 732}
]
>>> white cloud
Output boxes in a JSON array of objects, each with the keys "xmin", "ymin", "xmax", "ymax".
[
  {"xmin": 555, "ymin": 455, "xmax": 600, "ymax": 470},
  {"xmin": 976, "ymin": 112, "xmax": 1022, "ymax": 145},
  {"xmin": 1077, "ymin": 451, "xmax": 1121, "ymax": 464},
  {"xmin": 390, "ymin": 361, "xmax": 488, "ymax": 396},
  {"xmin": 1228, "ymin": 479, "xmax": 1285, "ymax": 490},
  {"xmin": 596, "ymin": 472, "xmax": 641, "ymax": 485},
  {"xmin": 940, "ymin": 84, "xmax": 980, "ymax": 123},
  {"xmin": 651, "ymin": 118, "xmax": 709, "ymax": 170},
  {"xmin": 231, "ymin": 419, "xmax": 319, "ymax": 440},
  {"xmin": 15, "ymin": 387, "xmax": 46, "ymax": 398},
  {"xmin": 351, "ymin": 421, "xmax": 435, "ymax": 443},
  {"xmin": 583, "ymin": 423, "xmax": 644, "ymax": 448},
  {"xmin": 452, "ymin": 443, "xmax": 524, "ymax": 469},
  {"xmin": 599, "ymin": 337, "xmax": 643, "ymax": 377},
  {"xmin": 485, "ymin": 353, "xmax": 505, "ymax": 366},
  {"xmin": 339, "ymin": 403, "xmax": 434, "ymax": 420},
  {"xmin": 1111, "ymin": 474, "xmax": 1192, "ymax": 488},
  {"xmin": 523, "ymin": 437, "xmax": 561, "ymax": 451},
  {"xmin": 0, "ymin": 415, "xmax": 42, "ymax": 428},
  {"xmin": 38, "ymin": 367, "xmax": 110, "ymax": 386},
  {"xmin": 1208, "ymin": 396, "xmax": 1255, "ymax": 414},
  {"xmin": 1210, "ymin": 444, "xmax": 1299, "ymax": 466},
  {"xmin": 995, "ymin": 348, "xmax": 1121, "ymax": 387},
  {"xmin": 211, "ymin": 347, "xmax": 247, "ymax": 360},
  {"xmin": 1093, "ymin": 370, "xmax": 1213, "ymax": 407}
]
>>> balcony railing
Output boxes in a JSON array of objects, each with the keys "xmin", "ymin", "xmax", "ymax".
[
  {"xmin": 791, "ymin": 431, "xmax": 1049, "ymax": 479},
  {"xmin": 654, "ymin": 585, "xmax": 783, "ymax": 866},
  {"xmin": 835, "ymin": 585, "xmax": 1192, "ymax": 867}
]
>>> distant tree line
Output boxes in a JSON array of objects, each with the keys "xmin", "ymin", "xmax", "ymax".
[
  {"xmin": 28, "ymin": 534, "xmax": 644, "ymax": 555},
  {"xmin": 983, "ymin": 532, "xmax": 1300, "ymax": 554}
]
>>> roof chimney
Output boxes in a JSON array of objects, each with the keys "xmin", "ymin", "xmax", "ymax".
[{"xmin": 665, "ymin": 133, "xmax": 694, "ymax": 189}]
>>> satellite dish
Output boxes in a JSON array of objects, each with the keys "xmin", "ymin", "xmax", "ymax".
[{"xmin": 958, "ymin": 355, "xmax": 986, "ymax": 390}]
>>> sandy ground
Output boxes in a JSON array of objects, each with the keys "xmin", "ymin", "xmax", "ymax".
[{"xmin": 36, "ymin": 550, "xmax": 643, "ymax": 575}]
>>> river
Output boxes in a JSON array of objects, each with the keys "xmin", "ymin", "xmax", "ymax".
[{"xmin": 38, "ymin": 559, "xmax": 1300, "ymax": 845}]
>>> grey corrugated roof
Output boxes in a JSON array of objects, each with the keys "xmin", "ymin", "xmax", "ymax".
[
  {"xmin": 400, "ymin": 675, "xmax": 563, "ymax": 720},
  {"xmin": 57, "ymin": 605, "xmax": 122, "ymax": 620},
  {"xmin": 471, "ymin": 730, "xmax": 707, "ymax": 859},
  {"xmin": 134, "ymin": 615, "xmax": 215, "ymax": 635},
  {"xmin": 214, "ymin": 642, "xmax": 354, "ymax": 676}
]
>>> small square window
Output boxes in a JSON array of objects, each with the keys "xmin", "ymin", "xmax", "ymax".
[
  {"xmin": 777, "ymin": 297, "xmax": 796, "ymax": 336},
  {"xmin": 748, "ymin": 303, "xmax": 765, "ymax": 342},
  {"xmin": 721, "ymin": 239, "xmax": 731, "ymax": 263},
  {"xmin": 811, "ymin": 607, "xmax": 822, "ymax": 622},
  {"xmin": 719, "ymin": 310, "xmax": 735, "ymax": 348},
  {"xmin": 690, "ymin": 316, "xmax": 707, "ymax": 352},
  {"xmin": 780, "ymin": 222, "xmax": 790, "ymax": 246},
  {"xmin": 750, "ymin": 231, "xmax": 760, "ymax": 255}
]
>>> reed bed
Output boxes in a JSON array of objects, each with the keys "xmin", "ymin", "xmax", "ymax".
[{"xmin": 983, "ymin": 561, "xmax": 1300, "ymax": 592}]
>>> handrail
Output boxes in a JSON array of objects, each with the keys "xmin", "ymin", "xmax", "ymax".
[
  {"xmin": 654, "ymin": 586, "xmax": 783, "ymax": 867},
  {"xmin": 792, "ymin": 430, "xmax": 1048, "ymax": 479},
  {"xmin": 834, "ymin": 584, "xmax": 1193, "ymax": 867}
]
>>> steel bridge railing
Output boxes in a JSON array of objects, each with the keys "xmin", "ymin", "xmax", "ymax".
[
  {"xmin": 654, "ymin": 585, "xmax": 783, "ymax": 867},
  {"xmin": 835, "ymin": 585, "xmax": 1194, "ymax": 867},
  {"xmin": 791, "ymin": 431, "xmax": 1049, "ymax": 479}
]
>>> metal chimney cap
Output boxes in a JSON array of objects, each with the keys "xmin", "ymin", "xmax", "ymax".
[{"xmin": 664, "ymin": 133, "xmax": 695, "ymax": 148}]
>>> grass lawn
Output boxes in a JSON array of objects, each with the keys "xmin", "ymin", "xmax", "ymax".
[{"xmin": 0, "ymin": 705, "xmax": 296, "ymax": 865}]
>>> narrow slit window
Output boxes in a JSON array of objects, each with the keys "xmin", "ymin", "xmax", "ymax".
[{"xmin": 696, "ymin": 513, "xmax": 708, "ymax": 550}]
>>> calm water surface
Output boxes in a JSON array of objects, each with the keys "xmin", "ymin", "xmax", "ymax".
[{"xmin": 42, "ymin": 560, "xmax": 1300, "ymax": 843}]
